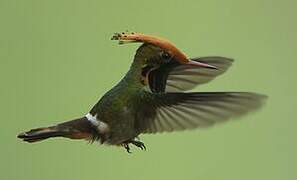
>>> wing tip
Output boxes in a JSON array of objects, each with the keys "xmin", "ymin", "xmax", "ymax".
[{"xmin": 191, "ymin": 56, "xmax": 235, "ymax": 62}]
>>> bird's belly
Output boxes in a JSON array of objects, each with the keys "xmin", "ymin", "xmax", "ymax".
[
  {"xmin": 102, "ymin": 107, "xmax": 139, "ymax": 145},
  {"xmin": 106, "ymin": 129, "xmax": 137, "ymax": 145}
]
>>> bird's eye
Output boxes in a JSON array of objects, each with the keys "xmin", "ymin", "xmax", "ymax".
[{"xmin": 160, "ymin": 51, "xmax": 172, "ymax": 62}]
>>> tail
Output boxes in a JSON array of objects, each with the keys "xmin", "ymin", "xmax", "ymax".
[
  {"xmin": 17, "ymin": 117, "xmax": 98, "ymax": 143},
  {"xmin": 17, "ymin": 126, "xmax": 67, "ymax": 143}
]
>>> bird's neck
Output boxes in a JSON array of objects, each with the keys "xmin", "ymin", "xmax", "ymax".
[{"xmin": 121, "ymin": 59, "xmax": 144, "ymax": 88}]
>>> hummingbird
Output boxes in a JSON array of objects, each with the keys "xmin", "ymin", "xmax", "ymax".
[{"xmin": 17, "ymin": 32, "xmax": 267, "ymax": 153}]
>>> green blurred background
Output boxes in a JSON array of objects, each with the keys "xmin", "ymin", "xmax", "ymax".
[{"xmin": 1, "ymin": 0, "xmax": 296, "ymax": 179}]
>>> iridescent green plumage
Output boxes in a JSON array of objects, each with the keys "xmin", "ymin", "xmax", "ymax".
[
  {"xmin": 88, "ymin": 43, "xmax": 266, "ymax": 148},
  {"xmin": 17, "ymin": 34, "xmax": 267, "ymax": 153}
]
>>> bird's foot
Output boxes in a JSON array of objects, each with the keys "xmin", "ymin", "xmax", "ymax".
[
  {"xmin": 130, "ymin": 140, "xmax": 146, "ymax": 150},
  {"xmin": 122, "ymin": 139, "xmax": 146, "ymax": 153},
  {"xmin": 122, "ymin": 143, "xmax": 131, "ymax": 153}
]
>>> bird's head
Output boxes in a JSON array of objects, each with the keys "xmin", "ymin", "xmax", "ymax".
[{"xmin": 111, "ymin": 31, "xmax": 217, "ymax": 69}]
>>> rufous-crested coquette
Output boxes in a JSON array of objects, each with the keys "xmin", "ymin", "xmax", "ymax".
[{"xmin": 17, "ymin": 32, "xmax": 267, "ymax": 153}]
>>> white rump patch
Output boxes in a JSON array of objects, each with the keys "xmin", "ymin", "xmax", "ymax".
[{"xmin": 85, "ymin": 113, "xmax": 109, "ymax": 133}]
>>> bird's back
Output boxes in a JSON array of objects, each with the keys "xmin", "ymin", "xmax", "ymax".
[{"xmin": 89, "ymin": 73, "xmax": 145, "ymax": 144}]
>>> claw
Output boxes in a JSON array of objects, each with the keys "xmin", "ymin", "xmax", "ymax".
[
  {"xmin": 130, "ymin": 140, "xmax": 146, "ymax": 151},
  {"xmin": 142, "ymin": 144, "xmax": 146, "ymax": 151},
  {"xmin": 123, "ymin": 143, "xmax": 132, "ymax": 153},
  {"xmin": 122, "ymin": 139, "xmax": 147, "ymax": 153}
]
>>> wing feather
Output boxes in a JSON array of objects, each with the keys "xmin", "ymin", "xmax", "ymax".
[
  {"xmin": 137, "ymin": 92, "xmax": 267, "ymax": 134},
  {"xmin": 147, "ymin": 57, "xmax": 233, "ymax": 93}
]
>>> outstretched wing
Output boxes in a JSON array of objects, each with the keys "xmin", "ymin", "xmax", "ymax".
[
  {"xmin": 134, "ymin": 44, "xmax": 233, "ymax": 93},
  {"xmin": 148, "ymin": 56, "xmax": 233, "ymax": 93},
  {"xmin": 134, "ymin": 92, "xmax": 267, "ymax": 134}
]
